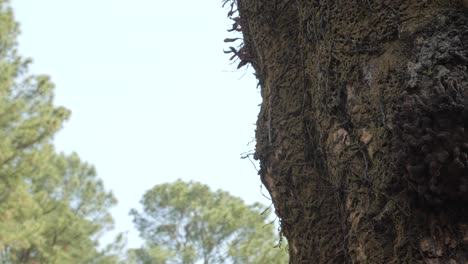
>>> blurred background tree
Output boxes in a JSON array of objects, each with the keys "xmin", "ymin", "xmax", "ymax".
[
  {"xmin": 0, "ymin": 1, "xmax": 124, "ymax": 263},
  {"xmin": 129, "ymin": 180, "xmax": 288, "ymax": 264}
]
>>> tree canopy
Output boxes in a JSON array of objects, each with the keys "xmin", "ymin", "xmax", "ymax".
[
  {"xmin": 129, "ymin": 180, "xmax": 288, "ymax": 264},
  {"xmin": 0, "ymin": 1, "xmax": 123, "ymax": 262}
]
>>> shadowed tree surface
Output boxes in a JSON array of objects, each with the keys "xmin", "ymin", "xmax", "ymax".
[
  {"xmin": 225, "ymin": 0, "xmax": 468, "ymax": 263},
  {"xmin": 129, "ymin": 180, "xmax": 288, "ymax": 264}
]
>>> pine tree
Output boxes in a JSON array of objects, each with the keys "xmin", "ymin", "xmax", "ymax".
[
  {"xmin": 129, "ymin": 180, "xmax": 288, "ymax": 264},
  {"xmin": 0, "ymin": 1, "xmax": 122, "ymax": 262}
]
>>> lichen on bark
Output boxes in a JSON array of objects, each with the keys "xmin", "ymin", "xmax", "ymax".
[{"xmin": 226, "ymin": 0, "xmax": 468, "ymax": 263}]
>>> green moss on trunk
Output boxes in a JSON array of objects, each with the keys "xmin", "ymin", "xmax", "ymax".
[{"xmin": 229, "ymin": 0, "xmax": 468, "ymax": 262}]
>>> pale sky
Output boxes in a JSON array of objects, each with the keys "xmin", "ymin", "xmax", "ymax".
[{"xmin": 11, "ymin": 0, "xmax": 268, "ymax": 249}]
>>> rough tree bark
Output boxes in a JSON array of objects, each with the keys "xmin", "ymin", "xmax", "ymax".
[{"xmin": 225, "ymin": 0, "xmax": 468, "ymax": 263}]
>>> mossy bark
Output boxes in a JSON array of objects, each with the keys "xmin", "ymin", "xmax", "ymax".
[{"xmin": 234, "ymin": 1, "xmax": 468, "ymax": 263}]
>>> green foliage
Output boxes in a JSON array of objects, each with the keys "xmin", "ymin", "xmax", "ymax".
[
  {"xmin": 129, "ymin": 180, "xmax": 289, "ymax": 264},
  {"xmin": 0, "ymin": 1, "xmax": 123, "ymax": 263}
]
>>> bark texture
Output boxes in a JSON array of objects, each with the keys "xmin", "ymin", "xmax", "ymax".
[{"xmin": 228, "ymin": 0, "xmax": 468, "ymax": 263}]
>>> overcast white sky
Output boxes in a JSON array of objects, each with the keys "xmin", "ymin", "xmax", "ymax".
[{"xmin": 11, "ymin": 0, "xmax": 268, "ymax": 248}]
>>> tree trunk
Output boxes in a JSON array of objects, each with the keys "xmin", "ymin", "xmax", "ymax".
[{"xmin": 229, "ymin": 0, "xmax": 468, "ymax": 263}]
